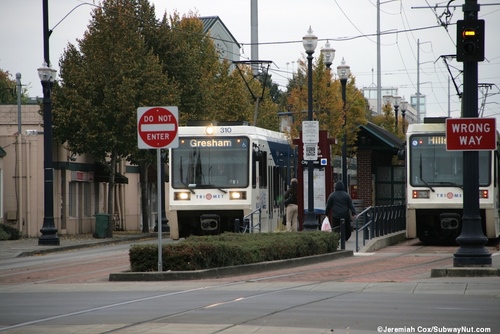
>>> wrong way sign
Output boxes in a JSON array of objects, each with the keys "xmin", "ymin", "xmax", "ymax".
[
  {"xmin": 446, "ymin": 118, "xmax": 496, "ymax": 151},
  {"xmin": 137, "ymin": 106, "xmax": 179, "ymax": 149}
]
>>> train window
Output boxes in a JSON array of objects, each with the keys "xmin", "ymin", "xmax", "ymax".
[
  {"xmin": 171, "ymin": 136, "xmax": 250, "ymax": 189},
  {"xmin": 260, "ymin": 152, "xmax": 268, "ymax": 188},
  {"xmin": 409, "ymin": 134, "xmax": 491, "ymax": 187}
]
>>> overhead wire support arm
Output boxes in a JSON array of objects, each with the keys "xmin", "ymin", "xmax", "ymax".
[
  {"xmin": 437, "ymin": 54, "xmax": 463, "ymax": 100},
  {"xmin": 233, "ymin": 60, "xmax": 273, "ymax": 126}
]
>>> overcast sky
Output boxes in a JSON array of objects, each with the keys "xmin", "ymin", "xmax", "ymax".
[{"xmin": 1, "ymin": 0, "xmax": 499, "ymax": 122}]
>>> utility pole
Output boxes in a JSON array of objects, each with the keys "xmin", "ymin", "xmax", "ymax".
[{"xmin": 453, "ymin": 0, "xmax": 491, "ymax": 267}]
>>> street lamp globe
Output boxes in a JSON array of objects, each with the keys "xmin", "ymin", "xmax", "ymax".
[
  {"xmin": 302, "ymin": 26, "xmax": 318, "ymax": 55},
  {"xmin": 394, "ymin": 96, "xmax": 401, "ymax": 108},
  {"xmin": 401, "ymin": 100, "xmax": 408, "ymax": 114},
  {"xmin": 337, "ymin": 57, "xmax": 350, "ymax": 79},
  {"xmin": 383, "ymin": 95, "xmax": 393, "ymax": 106},
  {"xmin": 37, "ymin": 62, "xmax": 56, "ymax": 83},
  {"xmin": 321, "ymin": 40, "xmax": 335, "ymax": 69}
]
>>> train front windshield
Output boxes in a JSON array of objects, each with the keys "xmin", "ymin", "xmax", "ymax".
[
  {"xmin": 409, "ymin": 134, "xmax": 491, "ymax": 187},
  {"xmin": 171, "ymin": 136, "xmax": 250, "ymax": 189}
]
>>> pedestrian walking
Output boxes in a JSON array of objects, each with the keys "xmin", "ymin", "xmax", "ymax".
[
  {"xmin": 284, "ymin": 178, "xmax": 299, "ymax": 232},
  {"xmin": 325, "ymin": 181, "xmax": 356, "ymax": 240}
]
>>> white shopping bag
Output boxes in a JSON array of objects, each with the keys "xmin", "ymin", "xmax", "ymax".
[{"xmin": 321, "ymin": 216, "xmax": 332, "ymax": 232}]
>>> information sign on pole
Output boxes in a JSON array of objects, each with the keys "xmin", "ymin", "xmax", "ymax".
[
  {"xmin": 302, "ymin": 121, "xmax": 319, "ymax": 144},
  {"xmin": 303, "ymin": 143, "xmax": 318, "ymax": 161}
]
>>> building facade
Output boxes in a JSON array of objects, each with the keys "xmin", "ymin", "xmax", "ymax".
[{"xmin": 0, "ymin": 102, "xmax": 145, "ymax": 237}]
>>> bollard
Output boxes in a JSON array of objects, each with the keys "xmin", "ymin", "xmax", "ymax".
[
  {"xmin": 340, "ymin": 218, "xmax": 346, "ymax": 250},
  {"xmin": 234, "ymin": 218, "xmax": 240, "ymax": 233}
]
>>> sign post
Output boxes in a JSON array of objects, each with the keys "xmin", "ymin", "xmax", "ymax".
[
  {"xmin": 137, "ymin": 106, "xmax": 179, "ymax": 272},
  {"xmin": 452, "ymin": 0, "xmax": 491, "ymax": 268}
]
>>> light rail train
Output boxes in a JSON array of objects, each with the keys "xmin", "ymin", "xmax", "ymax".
[
  {"xmin": 405, "ymin": 117, "xmax": 500, "ymax": 244},
  {"xmin": 167, "ymin": 122, "xmax": 295, "ymax": 239}
]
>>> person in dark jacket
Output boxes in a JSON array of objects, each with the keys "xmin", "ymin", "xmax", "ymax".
[
  {"xmin": 284, "ymin": 178, "xmax": 299, "ymax": 231},
  {"xmin": 325, "ymin": 181, "xmax": 356, "ymax": 240}
]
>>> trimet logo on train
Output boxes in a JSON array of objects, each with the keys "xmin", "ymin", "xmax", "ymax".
[{"xmin": 195, "ymin": 194, "xmax": 225, "ymax": 200}]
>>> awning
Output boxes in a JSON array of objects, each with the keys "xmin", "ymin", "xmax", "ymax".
[{"xmin": 94, "ymin": 162, "xmax": 128, "ymax": 184}]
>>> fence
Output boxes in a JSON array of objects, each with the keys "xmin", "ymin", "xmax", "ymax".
[{"xmin": 354, "ymin": 204, "xmax": 406, "ymax": 252}]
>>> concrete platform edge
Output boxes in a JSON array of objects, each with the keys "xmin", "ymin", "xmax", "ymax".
[
  {"xmin": 431, "ymin": 267, "xmax": 500, "ymax": 277},
  {"xmin": 359, "ymin": 231, "xmax": 407, "ymax": 253},
  {"xmin": 109, "ymin": 250, "xmax": 354, "ymax": 281}
]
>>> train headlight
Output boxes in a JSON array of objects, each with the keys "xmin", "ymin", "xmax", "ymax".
[
  {"xmin": 205, "ymin": 124, "xmax": 214, "ymax": 135},
  {"xmin": 174, "ymin": 192, "xmax": 191, "ymax": 200},
  {"xmin": 412, "ymin": 190, "xmax": 429, "ymax": 199},
  {"xmin": 229, "ymin": 191, "xmax": 247, "ymax": 200},
  {"xmin": 479, "ymin": 190, "xmax": 489, "ymax": 198}
]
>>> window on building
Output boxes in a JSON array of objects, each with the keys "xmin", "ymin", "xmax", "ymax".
[{"xmin": 83, "ymin": 183, "xmax": 91, "ymax": 217}]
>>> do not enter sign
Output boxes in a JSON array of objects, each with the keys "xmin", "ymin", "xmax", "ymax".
[{"xmin": 137, "ymin": 106, "xmax": 179, "ymax": 149}]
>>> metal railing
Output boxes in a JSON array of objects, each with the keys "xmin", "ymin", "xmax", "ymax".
[
  {"xmin": 354, "ymin": 204, "xmax": 406, "ymax": 252},
  {"xmin": 234, "ymin": 207, "xmax": 262, "ymax": 233}
]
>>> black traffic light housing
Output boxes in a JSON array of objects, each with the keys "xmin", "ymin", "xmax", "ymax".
[{"xmin": 456, "ymin": 19, "xmax": 485, "ymax": 62}]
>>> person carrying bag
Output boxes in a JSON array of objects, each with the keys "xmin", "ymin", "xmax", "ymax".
[{"xmin": 325, "ymin": 181, "xmax": 356, "ymax": 240}]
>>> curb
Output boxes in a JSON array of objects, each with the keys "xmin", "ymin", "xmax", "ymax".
[
  {"xmin": 431, "ymin": 267, "xmax": 500, "ymax": 277},
  {"xmin": 359, "ymin": 231, "xmax": 407, "ymax": 252},
  {"xmin": 109, "ymin": 250, "xmax": 354, "ymax": 281},
  {"xmin": 16, "ymin": 235, "xmax": 158, "ymax": 258}
]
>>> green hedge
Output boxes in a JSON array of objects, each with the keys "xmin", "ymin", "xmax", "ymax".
[
  {"xmin": 129, "ymin": 232, "xmax": 339, "ymax": 272},
  {"xmin": 0, "ymin": 224, "xmax": 21, "ymax": 241}
]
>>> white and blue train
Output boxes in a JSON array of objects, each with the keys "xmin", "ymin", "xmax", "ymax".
[{"xmin": 167, "ymin": 122, "xmax": 295, "ymax": 239}]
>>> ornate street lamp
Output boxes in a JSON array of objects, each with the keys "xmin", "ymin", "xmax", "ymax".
[
  {"xmin": 37, "ymin": 62, "xmax": 59, "ymax": 245},
  {"xmin": 337, "ymin": 58, "xmax": 350, "ymax": 192},
  {"xmin": 302, "ymin": 26, "xmax": 318, "ymax": 231},
  {"xmin": 383, "ymin": 95, "xmax": 393, "ymax": 107},
  {"xmin": 393, "ymin": 95, "xmax": 401, "ymax": 130},
  {"xmin": 321, "ymin": 40, "xmax": 335, "ymax": 70},
  {"xmin": 400, "ymin": 99, "xmax": 408, "ymax": 133}
]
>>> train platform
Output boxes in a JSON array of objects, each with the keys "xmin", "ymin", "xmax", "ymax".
[{"xmin": 1, "ymin": 230, "xmax": 499, "ymax": 280}]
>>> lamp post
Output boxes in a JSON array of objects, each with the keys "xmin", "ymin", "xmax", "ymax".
[
  {"xmin": 393, "ymin": 95, "xmax": 401, "ymax": 131},
  {"xmin": 38, "ymin": 63, "xmax": 59, "ymax": 245},
  {"xmin": 383, "ymin": 95, "xmax": 393, "ymax": 108},
  {"xmin": 400, "ymin": 99, "xmax": 408, "ymax": 133},
  {"xmin": 337, "ymin": 58, "xmax": 350, "ymax": 191},
  {"xmin": 321, "ymin": 40, "xmax": 335, "ymax": 70},
  {"xmin": 38, "ymin": 0, "xmax": 59, "ymax": 246},
  {"xmin": 302, "ymin": 26, "xmax": 318, "ymax": 231}
]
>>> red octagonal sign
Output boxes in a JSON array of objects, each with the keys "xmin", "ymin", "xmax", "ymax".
[{"xmin": 137, "ymin": 106, "xmax": 179, "ymax": 149}]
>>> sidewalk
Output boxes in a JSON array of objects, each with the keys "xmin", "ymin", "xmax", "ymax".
[
  {"xmin": 1, "ymin": 230, "xmax": 499, "ymax": 279},
  {"xmin": 0, "ymin": 231, "xmax": 159, "ymax": 260},
  {"xmin": 0, "ymin": 229, "xmax": 376, "ymax": 260}
]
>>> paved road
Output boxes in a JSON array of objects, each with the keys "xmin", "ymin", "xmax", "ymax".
[{"xmin": 0, "ymin": 233, "xmax": 499, "ymax": 333}]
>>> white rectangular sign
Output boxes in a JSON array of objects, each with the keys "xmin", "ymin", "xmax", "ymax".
[{"xmin": 302, "ymin": 121, "xmax": 319, "ymax": 143}]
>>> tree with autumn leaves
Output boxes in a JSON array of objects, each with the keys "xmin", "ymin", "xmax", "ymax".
[
  {"xmin": 283, "ymin": 54, "xmax": 368, "ymax": 160},
  {"xmin": 51, "ymin": 0, "xmax": 278, "ymax": 232},
  {"xmin": 49, "ymin": 0, "xmax": 395, "ymax": 233}
]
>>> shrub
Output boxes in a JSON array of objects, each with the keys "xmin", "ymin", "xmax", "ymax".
[
  {"xmin": 129, "ymin": 232, "xmax": 339, "ymax": 272},
  {"xmin": 0, "ymin": 224, "xmax": 21, "ymax": 240}
]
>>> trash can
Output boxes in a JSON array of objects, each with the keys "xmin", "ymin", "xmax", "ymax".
[{"xmin": 94, "ymin": 213, "xmax": 109, "ymax": 238}]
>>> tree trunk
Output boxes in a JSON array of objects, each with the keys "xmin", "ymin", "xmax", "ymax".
[
  {"xmin": 140, "ymin": 163, "xmax": 150, "ymax": 233},
  {"xmin": 106, "ymin": 153, "xmax": 116, "ymax": 238}
]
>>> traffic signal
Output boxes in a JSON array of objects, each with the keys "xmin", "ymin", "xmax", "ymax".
[{"xmin": 456, "ymin": 19, "xmax": 484, "ymax": 62}]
